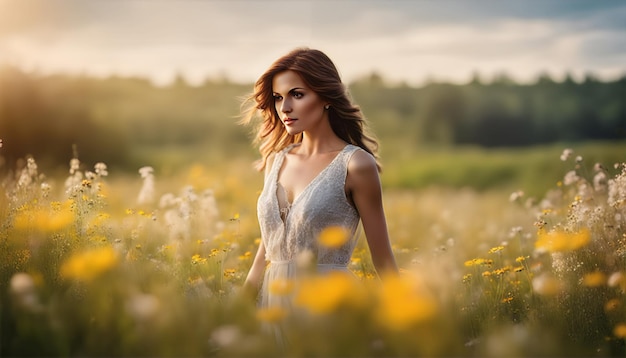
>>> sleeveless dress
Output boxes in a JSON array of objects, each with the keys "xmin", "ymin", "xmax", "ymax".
[{"xmin": 257, "ymin": 143, "xmax": 362, "ymax": 309}]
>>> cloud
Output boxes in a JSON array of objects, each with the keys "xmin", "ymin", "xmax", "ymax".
[{"xmin": 0, "ymin": 0, "xmax": 624, "ymax": 85}]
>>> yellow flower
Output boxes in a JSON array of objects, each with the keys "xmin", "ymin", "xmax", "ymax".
[
  {"xmin": 238, "ymin": 251, "xmax": 252, "ymax": 260},
  {"xmin": 375, "ymin": 274, "xmax": 438, "ymax": 331},
  {"xmin": 501, "ymin": 296, "xmax": 513, "ymax": 303},
  {"xmin": 268, "ymin": 278, "xmax": 295, "ymax": 296},
  {"xmin": 492, "ymin": 266, "xmax": 512, "ymax": 276},
  {"xmin": 89, "ymin": 213, "xmax": 110, "ymax": 227},
  {"xmin": 256, "ymin": 307, "xmax": 287, "ymax": 323},
  {"xmin": 488, "ymin": 246, "xmax": 504, "ymax": 254},
  {"xmin": 89, "ymin": 235, "xmax": 108, "ymax": 243},
  {"xmin": 614, "ymin": 323, "xmax": 626, "ymax": 339},
  {"xmin": 464, "ymin": 258, "xmax": 493, "ymax": 267},
  {"xmin": 535, "ymin": 228, "xmax": 590, "ymax": 252},
  {"xmin": 294, "ymin": 272, "xmax": 357, "ymax": 314},
  {"xmin": 582, "ymin": 271, "xmax": 606, "ymax": 287},
  {"xmin": 317, "ymin": 226, "xmax": 349, "ymax": 248},
  {"xmin": 14, "ymin": 200, "xmax": 74, "ymax": 233},
  {"xmin": 605, "ymin": 299, "xmax": 621, "ymax": 313},
  {"xmin": 515, "ymin": 256, "xmax": 528, "ymax": 263},
  {"xmin": 60, "ymin": 246, "xmax": 118, "ymax": 282},
  {"xmin": 191, "ymin": 254, "xmax": 207, "ymax": 264},
  {"xmin": 223, "ymin": 269, "xmax": 236, "ymax": 278}
]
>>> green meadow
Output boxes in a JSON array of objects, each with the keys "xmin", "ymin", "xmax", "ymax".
[{"xmin": 1, "ymin": 69, "xmax": 626, "ymax": 356}]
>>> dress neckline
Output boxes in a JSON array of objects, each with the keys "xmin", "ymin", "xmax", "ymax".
[{"xmin": 274, "ymin": 144, "xmax": 350, "ymax": 219}]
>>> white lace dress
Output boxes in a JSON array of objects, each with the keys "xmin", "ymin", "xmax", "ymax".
[{"xmin": 256, "ymin": 143, "xmax": 362, "ymax": 309}]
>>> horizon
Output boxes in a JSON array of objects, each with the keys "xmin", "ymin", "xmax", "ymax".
[{"xmin": 2, "ymin": 62, "xmax": 622, "ymax": 89}]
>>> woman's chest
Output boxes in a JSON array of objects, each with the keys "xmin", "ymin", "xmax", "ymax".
[{"xmin": 278, "ymin": 151, "xmax": 341, "ymax": 203}]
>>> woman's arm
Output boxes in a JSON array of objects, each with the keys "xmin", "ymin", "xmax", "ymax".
[
  {"xmin": 347, "ymin": 150, "xmax": 398, "ymax": 276},
  {"xmin": 242, "ymin": 152, "xmax": 275, "ymax": 296},
  {"xmin": 243, "ymin": 240, "xmax": 267, "ymax": 297}
]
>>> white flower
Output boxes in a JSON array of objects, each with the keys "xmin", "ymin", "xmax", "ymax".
[
  {"xmin": 9, "ymin": 273, "xmax": 42, "ymax": 312},
  {"xmin": 85, "ymin": 171, "xmax": 96, "ymax": 180},
  {"xmin": 210, "ymin": 325, "xmax": 241, "ymax": 348},
  {"xmin": 200, "ymin": 189, "xmax": 219, "ymax": 220},
  {"xmin": 26, "ymin": 157, "xmax": 38, "ymax": 177},
  {"xmin": 509, "ymin": 226, "xmax": 523, "ymax": 238},
  {"xmin": 159, "ymin": 193, "xmax": 177, "ymax": 208},
  {"xmin": 125, "ymin": 293, "xmax": 160, "ymax": 322},
  {"xmin": 138, "ymin": 166, "xmax": 154, "ymax": 178},
  {"xmin": 509, "ymin": 190, "xmax": 524, "ymax": 202},
  {"xmin": 17, "ymin": 157, "xmax": 39, "ymax": 188},
  {"xmin": 560, "ymin": 148, "xmax": 573, "ymax": 161},
  {"xmin": 563, "ymin": 170, "xmax": 579, "ymax": 186},
  {"xmin": 608, "ymin": 272, "xmax": 626, "ymax": 291},
  {"xmin": 41, "ymin": 182, "xmax": 51, "ymax": 197},
  {"xmin": 94, "ymin": 162, "xmax": 108, "ymax": 177},
  {"xmin": 69, "ymin": 158, "xmax": 80, "ymax": 175},
  {"xmin": 446, "ymin": 237, "xmax": 456, "ymax": 247},
  {"xmin": 137, "ymin": 166, "xmax": 155, "ymax": 205},
  {"xmin": 532, "ymin": 273, "xmax": 563, "ymax": 296},
  {"xmin": 593, "ymin": 171, "xmax": 607, "ymax": 192},
  {"xmin": 64, "ymin": 171, "xmax": 83, "ymax": 195},
  {"xmin": 608, "ymin": 168, "xmax": 626, "ymax": 207}
]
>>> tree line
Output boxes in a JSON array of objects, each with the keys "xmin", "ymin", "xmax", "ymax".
[
  {"xmin": 0, "ymin": 65, "xmax": 624, "ymax": 171},
  {"xmin": 350, "ymin": 72, "xmax": 626, "ymax": 148}
]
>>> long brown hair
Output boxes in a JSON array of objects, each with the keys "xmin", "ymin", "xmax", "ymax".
[{"xmin": 240, "ymin": 47, "xmax": 380, "ymax": 171}]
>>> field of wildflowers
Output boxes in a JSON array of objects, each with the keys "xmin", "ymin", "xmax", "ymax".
[{"xmin": 1, "ymin": 141, "xmax": 626, "ymax": 357}]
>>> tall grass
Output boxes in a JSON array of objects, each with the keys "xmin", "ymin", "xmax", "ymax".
[
  {"xmin": 1, "ymin": 144, "xmax": 625, "ymax": 356},
  {"xmin": 383, "ymin": 141, "xmax": 626, "ymax": 196}
]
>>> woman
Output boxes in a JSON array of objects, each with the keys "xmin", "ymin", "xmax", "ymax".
[{"xmin": 241, "ymin": 48, "xmax": 397, "ymax": 309}]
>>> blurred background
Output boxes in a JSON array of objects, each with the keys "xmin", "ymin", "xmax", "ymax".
[
  {"xmin": 4, "ymin": 3, "xmax": 626, "ymax": 355},
  {"xmin": 1, "ymin": 0, "xmax": 625, "ymax": 194}
]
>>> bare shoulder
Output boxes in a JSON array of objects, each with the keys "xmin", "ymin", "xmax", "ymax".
[
  {"xmin": 347, "ymin": 148, "xmax": 380, "ymax": 189},
  {"xmin": 348, "ymin": 148, "xmax": 378, "ymax": 174},
  {"xmin": 346, "ymin": 148, "xmax": 382, "ymax": 205}
]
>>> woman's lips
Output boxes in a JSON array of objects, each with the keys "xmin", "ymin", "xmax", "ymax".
[{"xmin": 283, "ymin": 118, "xmax": 297, "ymax": 125}]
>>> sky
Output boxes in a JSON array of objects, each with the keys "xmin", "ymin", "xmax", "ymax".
[{"xmin": 1, "ymin": 0, "xmax": 625, "ymax": 86}]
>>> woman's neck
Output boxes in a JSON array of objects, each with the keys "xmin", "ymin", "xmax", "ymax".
[{"xmin": 297, "ymin": 132, "xmax": 346, "ymax": 156}]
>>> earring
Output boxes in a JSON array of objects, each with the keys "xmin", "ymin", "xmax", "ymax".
[{"xmin": 324, "ymin": 104, "xmax": 330, "ymax": 110}]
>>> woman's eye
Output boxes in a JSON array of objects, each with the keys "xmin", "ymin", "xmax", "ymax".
[
  {"xmin": 292, "ymin": 92, "xmax": 303, "ymax": 99},
  {"xmin": 273, "ymin": 95, "xmax": 283, "ymax": 101}
]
